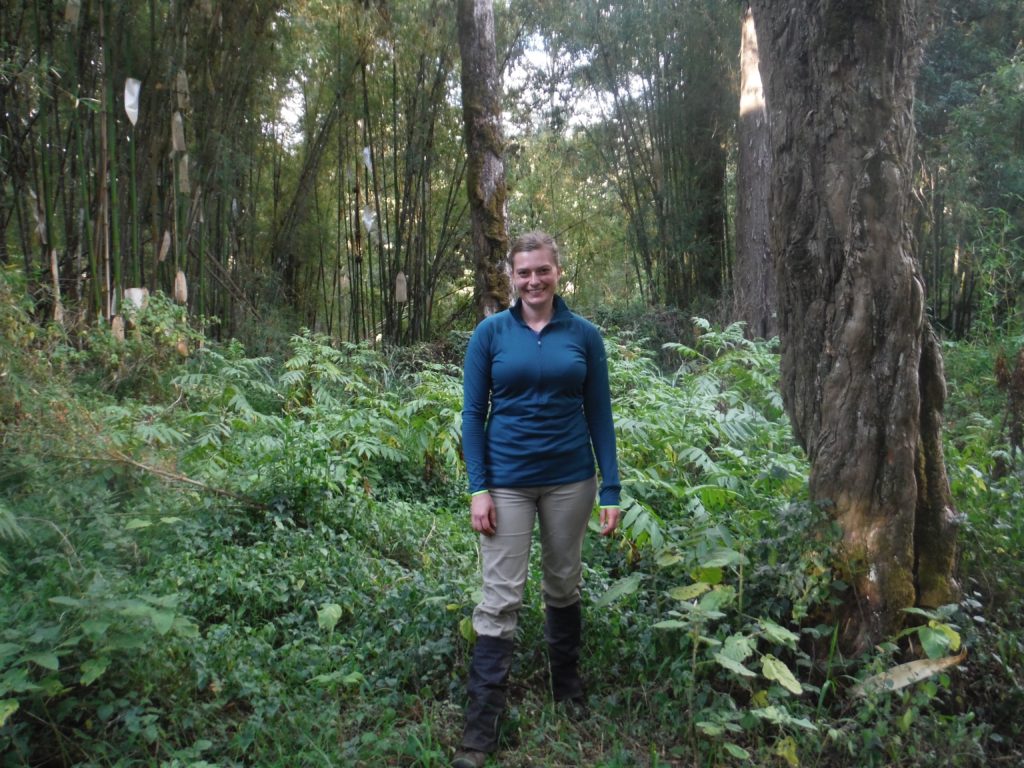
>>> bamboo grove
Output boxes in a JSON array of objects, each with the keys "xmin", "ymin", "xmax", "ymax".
[
  {"xmin": 1, "ymin": 0, "xmax": 1022, "ymax": 345},
  {"xmin": 1, "ymin": 0, "xmax": 473, "ymax": 345}
]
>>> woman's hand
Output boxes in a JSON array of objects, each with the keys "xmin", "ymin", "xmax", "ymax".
[
  {"xmin": 599, "ymin": 506, "xmax": 620, "ymax": 536},
  {"xmin": 471, "ymin": 492, "xmax": 497, "ymax": 536}
]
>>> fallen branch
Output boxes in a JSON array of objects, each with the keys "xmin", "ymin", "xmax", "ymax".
[{"xmin": 100, "ymin": 448, "xmax": 271, "ymax": 511}]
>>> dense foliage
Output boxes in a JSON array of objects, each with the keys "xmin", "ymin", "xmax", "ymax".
[
  {"xmin": 2, "ymin": 2, "xmax": 1022, "ymax": 765},
  {"xmin": 1, "ymin": 272, "xmax": 1021, "ymax": 766},
  {"xmin": 915, "ymin": 0, "xmax": 1024, "ymax": 338}
]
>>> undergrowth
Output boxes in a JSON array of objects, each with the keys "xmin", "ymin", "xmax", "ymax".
[{"xmin": 1, "ymin": 268, "xmax": 1021, "ymax": 766}]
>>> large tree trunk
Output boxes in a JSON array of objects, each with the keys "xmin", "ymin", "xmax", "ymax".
[
  {"xmin": 457, "ymin": 0, "xmax": 510, "ymax": 320},
  {"xmin": 732, "ymin": 6, "xmax": 775, "ymax": 339},
  {"xmin": 751, "ymin": 0, "xmax": 959, "ymax": 652}
]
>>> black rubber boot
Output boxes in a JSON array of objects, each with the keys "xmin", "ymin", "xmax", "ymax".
[
  {"xmin": 545, "ymin": 601, "xmax": 585, "ymax": 707},
  {"xmin": 457, "ymin": 634, "xmax": 514, "ymax": 759}
]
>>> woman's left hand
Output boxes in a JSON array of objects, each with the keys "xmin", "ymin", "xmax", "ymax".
[{"xmin": 599, "ymin": 506, "xmax": 620, "ymax": 536}]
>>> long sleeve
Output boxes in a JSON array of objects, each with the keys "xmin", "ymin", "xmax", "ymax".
[
  {"xmin": 462, "ymin": 322, "xmax": 492, "ymax": 494},
  {"xmin": 582, "ymin": 328, "xmax": 621, "ymax": 507}
]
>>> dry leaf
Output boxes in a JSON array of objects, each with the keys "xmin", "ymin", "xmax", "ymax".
[
  {"xmin": 395, "ymin": 271, "xmax": 408, "ymax": 303},
  {"xmin": 124, "ymin": 287, "xmax": 150, "ymax": 311},
  {"xmin": 171, "ymin": 111, "xmax": 186, "ymax": 152},
  {"xmin": 178, "ymin": 154, "xmax": 190, "ymax": 194},
  {"xmin": 124, "ymin": 78, "xmax": 141, "ymax": 126},
  {"xmin": 111, "ymin": 315, "xmax": 126, "ymax": 342},
  {"xmin": 853, "ymin": 648, "xmax": 967, "ymax": 697},
  {"xmin": 28, "ymin": 190, "xmax": 47, "ymax": 244},
  {"xmin": 174, "ymin": 270, "xmax": 188, "ymax": 305},
  {"xmin": 159, "ymin": 230, "xmax": 172, "ymax": 262},
  {"xmin": 361, "ymin": 206, "xmax": 376, "ymax": 234},
  {"xmin": 65, "ymin": 0, "xmax": 81, "ymax": 25}
]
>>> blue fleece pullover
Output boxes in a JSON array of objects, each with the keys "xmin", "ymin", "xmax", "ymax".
[{"xmin": 462, "ymin": 296, "xmax": 621, "ymax": 507}]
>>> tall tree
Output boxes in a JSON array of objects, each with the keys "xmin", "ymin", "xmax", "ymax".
[
  {"xmin": 457, "ymin": 0, "xmax": 510, "ymax": 320},
  {"xmin": 751, "ymin": 0, "xmax": 959, "ymax": 651},
  {"xmin": 732, "ymin": 6, "xmax": 774, "ymax": 339}
]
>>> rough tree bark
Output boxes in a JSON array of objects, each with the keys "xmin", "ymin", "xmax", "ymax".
[
  {"xmin": 750, "ymin": 0, "xmax": 959, "ymax": 652},
  {"xmin": 457, "ymin": 0, "xmax": 510, "ymax": 320},
  {"xmin": 732, "ymin": 6, "xmax": 775, "ymax": 339}
]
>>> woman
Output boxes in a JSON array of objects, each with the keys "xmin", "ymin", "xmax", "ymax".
[{"xmin": 454, "ymin": 231, "xmax": 621, "ymax": 768}]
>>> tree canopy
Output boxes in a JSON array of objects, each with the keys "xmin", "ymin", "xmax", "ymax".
[{"xmin": 1, "ymin": 0, "xmax": 1020, "ymax": 341}]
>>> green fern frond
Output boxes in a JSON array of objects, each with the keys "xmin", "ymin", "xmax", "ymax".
[{"xmin": 0, "ymin": 500, "xmax": 26, "ymax": 576}]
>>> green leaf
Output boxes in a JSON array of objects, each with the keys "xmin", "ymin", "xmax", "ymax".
[
  {"xmin": 761, "ymin": 654, "xmax": 803, "ymax": 695},
  {"xmin": 720, "ymin": 633, "xmax": 756, "ymax": 662},
  {"xmin": 593, "ymin": 572, "xmax": 644, "ymax": 608},
  {"xmin": 80, "ymin": 657, "xmax": 110, "ymax": 686},
  {"xmin": 775, "ymin": 736, "xmax": 800, "ymax": 767},
  {"xmin": 172, "ymin": 616, "xmax": 200, "ymax": 639},
  {"xmin": 699, "ymin": 547, "xmax": 748, "ymax": 569},
  {"xmin": 918, "ymin": 625, "xmax": 957, "ymax": 659},
  {"xmin": 668, "ymin": 582, "xmax": 710, "ymax": 601},
  {"xmin": 459, "ymin": 617, "xmax": 476, "ymax": 643},
  {"xmin": 308, "ymin": 671, "xmax": 342, "ymax": 686},
  {"xmin": 38, "ymin": 674, "xmax": 67, "ymax": 697},
  {"xmin": 0, "ymin": 643, "xmax": 23, "ymax": 662},
  {"xmin": 697, "ymin": 585, "xmax": 735, "ymax": 614},
  {"xmin": 656, "ymin": 551, "xmax": 683, "ymax": 567},
  {"xmin": 317, "ymin": 603, "xmax": 344, "ymax": 633},
  {"xmin": 1, "ymin": 667, "xmax": 41, "ymax": 694},
  {"xmin": 125, "ymin": 518, "xmax": 153, "ymax": 530},
  {"xmin": 149, "ymin": 609, "xmax": 175, "ymax": 635},
  {"xmin": 750, "ymin": 705, "xmax": 817, "ymax": 730},
  {"xmin": 724, "ymin": 743, "xmax": 751, "ymax": 759},
  {"xmin": 341, "ymin": 671, "xmax": 364, "ymax": 687},
  {"xmin": 927, "ymin": 620, "xmax": 961, "ymax": 653},
  {"xmin": 309, "ymin": 670, "xmax": 364, "ymax": 688},
  {"xmin": 81, "ymin": 620, "xmax": 111, "ymax": 639},
  {"xmin": 714, "ymin": 652, "xmax": 757, "ymax": 678},
  {"xmin": 24, "ymin": 653, "xmax": 59, "ymax": 671},
  {"xmin": 692, "ymin": 566, "xmax": 723, "ymax": 585},
  {"xmin": 696, "ymin": 721, "xmax": 724, "ymax": 736},
  {"xmin": 759, "ymin": 617, "xmax": 800, "ymax": 648},
  {"xmin": 0, "ymin": 699, "xmax": 18, "ymax": 727},
  {"xmin": 143, "ymin": 593, "xmax": 182, "ymax": 609}
]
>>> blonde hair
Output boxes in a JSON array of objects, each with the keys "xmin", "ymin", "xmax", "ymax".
[{"xmin": 507, "ymin": 230, "xmax": 561, "ymax": 272}]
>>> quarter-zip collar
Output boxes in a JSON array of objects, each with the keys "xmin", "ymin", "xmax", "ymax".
[{"xmin": 509, "ymin": 295, "xmax": 571, "ymax": 333}]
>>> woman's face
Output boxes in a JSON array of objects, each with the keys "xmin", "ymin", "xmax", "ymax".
[{"xmin": 512, "ymin": 247, "xmax": 561, "ymax": 312}]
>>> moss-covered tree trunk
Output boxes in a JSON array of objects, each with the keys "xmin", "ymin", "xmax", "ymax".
[
  {"xmin": 751, "ymin": 0, "xmax": 959, "ymax": 652},
  {"xmin": 457, "ymin": 0, "xmax": 509, "ymax": 320}
]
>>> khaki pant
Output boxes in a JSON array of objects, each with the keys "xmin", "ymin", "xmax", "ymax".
[{"xmin": 472, "ymin": 476, "xmax": 597, "ymax": 639}]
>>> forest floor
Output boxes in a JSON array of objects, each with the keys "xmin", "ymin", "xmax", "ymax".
[{"xmin": 1, "ymin": 290, "xmax": 1022, "ymax": 766}]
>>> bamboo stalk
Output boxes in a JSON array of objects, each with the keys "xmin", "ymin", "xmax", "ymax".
[
  {"xmin": 76, "ymin": 118, "xmax": 101, "ymax": 316},
  {"xmin": 129, "ymin": 130, "xmax": 140, "ymax": 286},
  {"xmin": 197, "ymin": 195, "xmax": 205, "ymax": 324},
  {"xmin": 103, "ymin": 0, "xmax": 122, "ymax": 315}
]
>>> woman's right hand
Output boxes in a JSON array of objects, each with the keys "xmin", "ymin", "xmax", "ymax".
[{"xmin": 470, "ymin": 492, "xmax": 496, "ymax": 536}]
